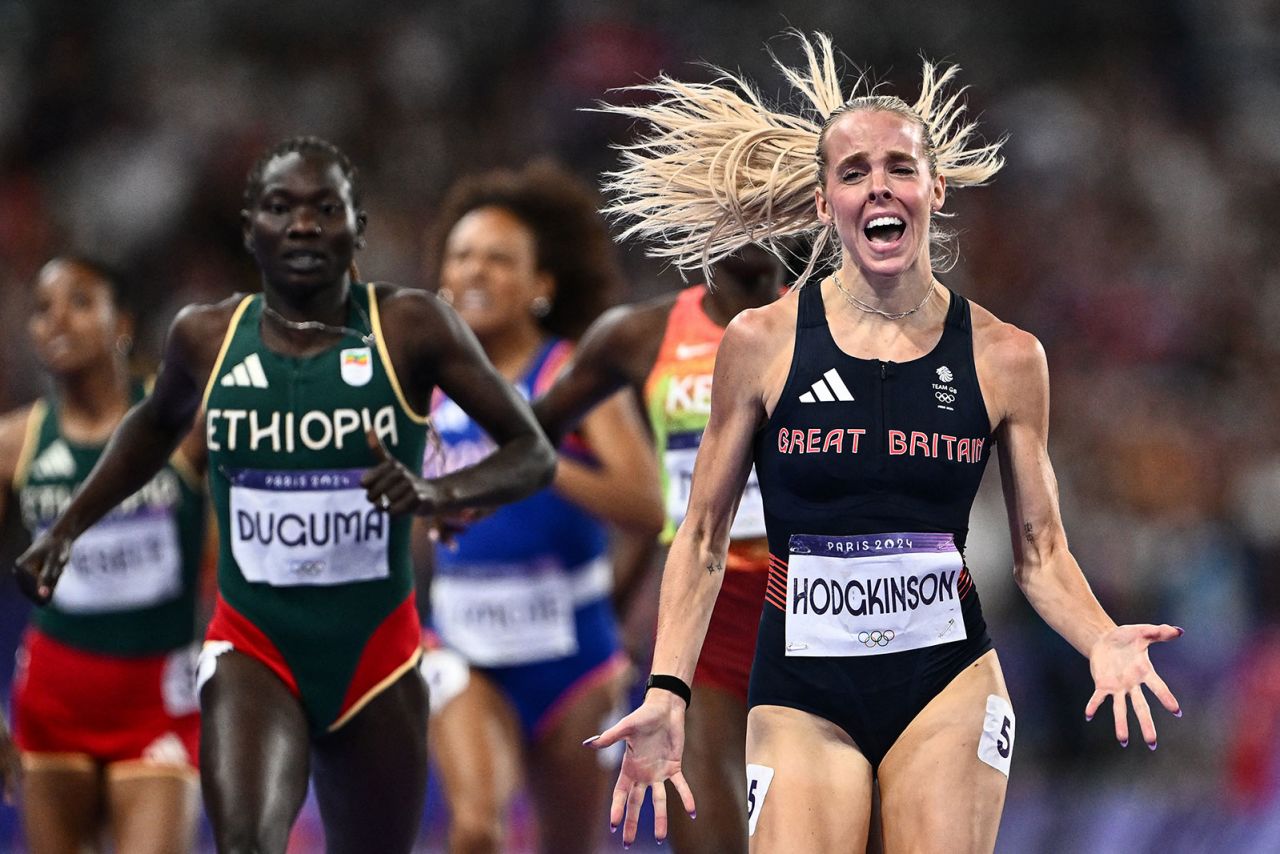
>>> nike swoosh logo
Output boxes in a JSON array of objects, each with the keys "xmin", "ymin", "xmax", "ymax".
[{"xmin": 674, "ymin": 343, "xmax": 717, "ymax": 360}]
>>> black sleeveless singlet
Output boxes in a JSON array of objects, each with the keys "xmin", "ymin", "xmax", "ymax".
[{"xmin": 747, "ymin": 282, "xmax": 995, "ymax": 768}]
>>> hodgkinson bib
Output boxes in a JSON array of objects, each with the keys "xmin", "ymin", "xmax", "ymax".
[{"xmin": 784, "ymin": 533, "xmax": 967, "ymax": 657}]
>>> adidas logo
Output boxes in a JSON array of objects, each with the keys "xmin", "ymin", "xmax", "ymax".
[
  {"xmin": 799, "ymin": 368, "xmax": 854, "ymax": 403},
  {"xmin": 30, "ymin": 440, "xmax": 75, "ymax": 479},
  {"xmin": 220, "ymin": 353, "xmax": 269, "ymax": 389}
]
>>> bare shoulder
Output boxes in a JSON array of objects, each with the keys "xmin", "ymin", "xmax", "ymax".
[
  {"xmin": 0, "ymin": 402, "xmax": 38, "ymax": 481},
  {"xmin": 969, "ymin": 298, "xmax": 1047, "ymax": 381},
  {"xmin": 370, "ymin": 282, "xmax": 455, "ymax": 341},
  {"xmin": 588, "ymin": 293, "xmax": 677, "ymax": 351},
  {"xmin": 574, "ymin": 294, "xmax": 676, "ymax": 385},
  {"xmin": 721, "ymin": 285, "xmax": 799, "ymax": 354},
  {"xmin": 173, "ymin": 293, "xmax": 250, "ymax": 337},
  {"xmin": 162, "ymin": 294, "xmax": 254, "ymax": 388}
]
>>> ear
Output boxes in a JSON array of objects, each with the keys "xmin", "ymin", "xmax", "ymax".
[
  {"xmin": 931, "ymin": 174, "xmax": 946, "ymax": 213},
  {"xmin": 534, "ymin": 268, "xmax": 556, "ymax": 302},
  {"xmin": 240, "ymin": 209, "xmax": 254, "ymax": 253},
  {"xmin": 116, "ymin": 310, "xmax": 136, "ymax": 343},
  {"xmin": 356, "ymin": 210, "xmax": 368, "ymax": 247},
  {"xmin": 814, "ymin": 187, "xmax": 833, "ymax": 226}
]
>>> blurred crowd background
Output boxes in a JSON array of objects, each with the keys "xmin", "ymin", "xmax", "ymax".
[{"xmin": 1, "ymin": 0, "xmax": 1278, "ymax": 851}]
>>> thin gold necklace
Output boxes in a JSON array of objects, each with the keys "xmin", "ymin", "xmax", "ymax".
[
  {"xmin": 262, "ymin": 297, "xmax": 376, "ymax": 346},
  {"xmin": 832, "ymin": 275, "xmax": 934, "ymax": 321}
]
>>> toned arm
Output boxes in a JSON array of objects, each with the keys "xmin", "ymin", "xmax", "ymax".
[
  {"xmin": 378, "ymin": 286, "xmax": 555, "ymax": 512},
  {"xmin": 15, "ymin": 299, "xmax": 236, "ymax": 602},
  {"xmin": 978, "ymin": 312, "xmax": 1181, "ymax": 746}
]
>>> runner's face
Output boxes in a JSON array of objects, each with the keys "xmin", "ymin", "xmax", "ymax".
[
  {"xmin": 29, "ymin": 260, "xmax": 124, "ymax": 376},
  {"xmin": 245, "ymin": 152, "xmax": 361, "ymax": 292},
  {"xmin": 816, "ymin": 110, "xmax": 945, "ymax": 281},
  {"xmin": 439, "ymin": 206, "xmax": 551, "ymax": 344}
]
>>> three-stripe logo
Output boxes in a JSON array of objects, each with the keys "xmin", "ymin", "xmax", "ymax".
[
  {"xmin": 799, "ymin": 368, "xmax": 854, "ymax": 403},
  {"xmin": 220, "ymin": 353, "xmax": 269, "ymax": 389}
]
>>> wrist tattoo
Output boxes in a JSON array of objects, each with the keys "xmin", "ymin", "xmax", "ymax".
[
  {"xmin": 705, "ymin": 560, "xmax": 724, "ymax": 575},
  {"xmin": 1023, "ymin": 523, "xmax": 1034, "ymax": 545}
]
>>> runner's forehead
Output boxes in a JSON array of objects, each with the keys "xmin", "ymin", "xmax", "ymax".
[{"xmin": 257, "ymin": 152, "xmax": 352, "ymax": 201}]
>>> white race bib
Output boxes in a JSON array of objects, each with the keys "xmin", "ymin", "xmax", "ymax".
[
  {"xmin": 51, "ymin": 511, "xmax": 183, "ymax": 613},
  {"xmin": 432, "ymin": 565, "xmax": 577, "ymax": 667},
  {"xmin": 978, "ymin": 693, "xmax": 1015, "ymax": 776},
  {"xmin": 228, "ymin": 468, "xmax": 389, "ymax": 587},
  {"xmin": 784, "ymin": 533, "xmax": 967, "ymax": 657},
  {"xmin": 664, "ymin": 432, "xmax": 766, "ymax": 539}
]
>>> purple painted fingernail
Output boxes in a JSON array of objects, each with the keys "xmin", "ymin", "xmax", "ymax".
[
  {"xmin": 610, "ymin": 824, "xmax": 617, "ymax": 834},
  {"xmin": 1121, "ymin": 739, "xmax": 1129, "ymax": 748},
  {"xmin": 690, "ymin": 811, "xmax": 697, "ymax": 820},
  {"xmin": 1148, "ymin": 742, "xmax": 1157, "ymax": 751},
  {"xmin": 624, "ymin": 844, "xmax": 631, "ymax": 851},
  {"xmin": 1174, "ymin": 708, "xmax": 1183, "ymax": 718},
  {"xmin": 1174, "ymin": 626, "xmax": 1185, "ymax": 635},
  {"xmin": 582, "ymin": 735, "xmax": 600, "ymax": 746},
  {"xmin": 1085, "ymin": 713, "xmax": 1093, "ymax": 722}
]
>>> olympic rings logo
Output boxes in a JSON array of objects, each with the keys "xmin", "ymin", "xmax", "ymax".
[
  {"xmin": 935, "ymin": 391, "xmax": 956, "ymax": 404},
  {"xmin": 857, "ymin": 629, "xmax": 895, "ymax": 647}
]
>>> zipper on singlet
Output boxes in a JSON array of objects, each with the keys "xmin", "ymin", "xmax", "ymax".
[{"xmin": 878, "ymin": 360, "xmax": 889, "ymax": 464}]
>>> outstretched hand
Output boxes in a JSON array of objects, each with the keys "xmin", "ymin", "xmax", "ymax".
[
  {"xmin": 584, "ymin": 695, "xmax": 696, "ymax": 846},
  {"xmin": 14, "ymin": 531, "xmax": 72, "ymax": 606},
  {"xmin": 361, "ymin": 428, "xmax": 442, "ymax": 516},
  {"xmin": 1085, "ymin": 623, "xmax": 1184, "ymax": 749}
]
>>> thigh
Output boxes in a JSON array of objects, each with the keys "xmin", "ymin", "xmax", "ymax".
[
  {"xmin": 20, "ymin": 761, "xmax": 103, "ymax": 854},
  {"xmin": 527, "ymin": 665, "xmax": 627, "ymax": 854},
  {"xmin": 878, "ymin": 650, "xmax": 1011, "ymax": 854},
  {"xmin": 200, "ymin": 649, "xmax": 311, "ymax": 854},
  {"xmin": 745, "ymin": 705, "xmax": 874, "ymax": 854},
  {"xmin": 105, "ymin": 771, "xmax": 200, "ymax": 854},
  {"xmin": 312, "ymin": 666, "xmax": 430, "ymax": 854},
  {"xmin": 669, "ymin": 682, "xmax": 750, "ymax": 854},
  {"xmin": 430, "ymin": 669, "xmax": 524, "ymax": 853}
]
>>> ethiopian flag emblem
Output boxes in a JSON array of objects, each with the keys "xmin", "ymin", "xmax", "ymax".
[{"xmin": 340, "ymin": 347, "xmax": 373, "ymax": 387}]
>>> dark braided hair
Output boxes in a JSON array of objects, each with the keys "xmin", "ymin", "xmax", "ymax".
[
  {"xmin": 428, "ymin": 160, "xmax": 622, "ymax": 341},
  {"xmin": 53, "ymin": 255, "xmax": 133, "ymax": 312},
  {"xmin": 242, "ymin": 136, "xmax": 362, "ymax": 210}
]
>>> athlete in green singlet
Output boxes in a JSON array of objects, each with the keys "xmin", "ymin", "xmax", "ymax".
[
  {"xmin": 0, "ymin": 257, "xmax": 206, "ymax": 854},
  {"xmin": 15, "ymin": 137, "xmax": 556, "ymax": 854}
]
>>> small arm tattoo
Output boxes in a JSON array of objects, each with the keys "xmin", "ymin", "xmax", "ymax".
[
  {"xmin": 1023, "ymin": 523, "xmax": 1034, "ymax": 544},
  {"xmin": 705, "ymin": 560, "xmax": 724, "ymax": 575}
]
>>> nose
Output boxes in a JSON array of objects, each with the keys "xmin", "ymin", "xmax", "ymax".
[
  {"xmin": 287, "ymin": 207, "xmax": 322, "ymax": 238},
  {"xmin": 867, "ymin": 168, "xmax": 893, "ymax": 202}
]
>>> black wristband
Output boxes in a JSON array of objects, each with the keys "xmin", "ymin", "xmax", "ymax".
[{"xmin": 645, "ymin": 674, "xmax": 692, "ymax": 708}]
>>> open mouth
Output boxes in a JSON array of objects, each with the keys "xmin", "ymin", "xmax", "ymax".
[
  {"xmin": 282, "ymin": 250, "xmax": 327, "ymax": 271},
  {"xmin": 454, "ymin": 288, "xmax": 491, "ymax": 311},
  {"xmin": 864, "ymin": 216, "xmax": 906, "ymax": 245}
]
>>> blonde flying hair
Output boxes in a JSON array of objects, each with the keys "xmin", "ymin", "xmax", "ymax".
[{"xmin": 599, "ymin": 31, "xmax": 1006, "ymax": 285}]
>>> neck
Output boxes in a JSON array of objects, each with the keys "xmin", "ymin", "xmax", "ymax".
[
  {"xmin": 835, "ymin": 261, "xmax": 935, "ymax": 316},
  {"xmin": 262, "ymin": 274, "xmax": 352, "ymax": 327},
  {"xmin": 478, "ymin": 323, "xmax": 547, "ymax": 380},
  {"xmin": 56, "ymin": 361, "xmax": 131, "ymax": 434}
]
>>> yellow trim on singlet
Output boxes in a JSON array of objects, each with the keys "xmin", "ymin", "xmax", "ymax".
[
  {"xmin": 106, "ymin": 760, "xmax": 199, "ymax": 782},
  {"xmin": 366, "ymin": 282, "xmax": 430, "ymax": 425},
  {"xmin": 326, "ymin": 646, "xmax": 423, "ymax": 733},
  {"xmin": 200, "ymin": 295, "xmax": 255, "ymax": 412},
  {"xmin": 11, "ymin": 400, "xmax": 49, "ymax": 491},
  {"xmin": 21, "ymin": 751, "xmax": 96, "ymax": 773}
]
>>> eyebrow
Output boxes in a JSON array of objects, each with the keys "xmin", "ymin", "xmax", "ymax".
[
  {"xmin": 836, "ymin": 149, "xmax": 920, "ymax": 165},
  {"xmin": 260, "ymin": 186, "xmax": 345, "ymax": 202}
]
